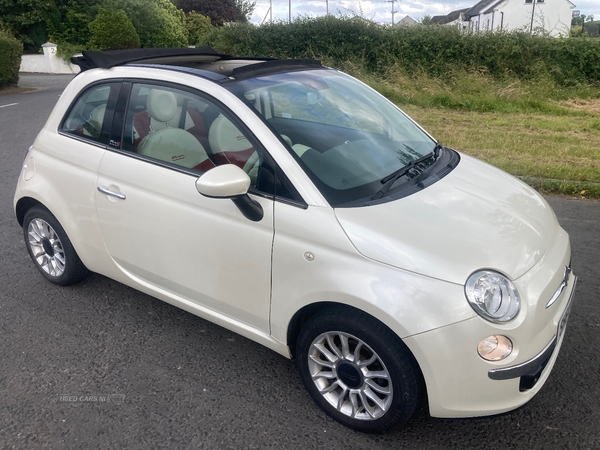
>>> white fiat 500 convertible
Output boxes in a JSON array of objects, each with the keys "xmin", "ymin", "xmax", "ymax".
[{"xmin": 14, "ymin": 47, "xmax": 576, "ymax": 432}]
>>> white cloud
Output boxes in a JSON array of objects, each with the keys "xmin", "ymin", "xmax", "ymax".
[{"xmin": 251, "ymin": 0, "xmax": 599, "ymax": 24}]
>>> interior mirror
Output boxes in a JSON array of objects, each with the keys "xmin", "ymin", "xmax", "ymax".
[
  {"xmin": 196, "ymin": 164, "xmax": 250, "ymax": 198},
  {"xmin": 307, "ymin": 91, "xmax": 322, "ymax": 106}
]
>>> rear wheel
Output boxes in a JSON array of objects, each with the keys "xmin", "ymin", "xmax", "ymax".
[
  {"xmin": 296, "ymin": 307, "xmax": 420, "ymax": 433},
  {"xmin": 23, "ymin": 206, "xmax": 89, "ymax": 286}
]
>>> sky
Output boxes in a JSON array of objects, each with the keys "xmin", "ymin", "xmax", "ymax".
[{"xmin": 250, "ymin": 0, "xmax": 600, "ymax": 25}]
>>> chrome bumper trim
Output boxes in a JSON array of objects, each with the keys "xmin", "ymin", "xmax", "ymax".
[
  {"xmin": 488, "ymin": 337, "xmax": 556, "ymax": 381},
  {"xmin": 489, "ymin": 276, "xmax": 577, "ymax": 381}
]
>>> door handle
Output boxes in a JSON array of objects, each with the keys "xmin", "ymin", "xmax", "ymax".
[{"xmin": 97, "ymin": 185, "xmax": 126, "ymax": 200}]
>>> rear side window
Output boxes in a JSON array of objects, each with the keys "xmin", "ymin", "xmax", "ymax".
[{"xmin": 61, "ymin": 82, "xmax": 120, "ymax": 144}]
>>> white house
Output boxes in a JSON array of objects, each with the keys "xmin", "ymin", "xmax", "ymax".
[
  {"xmin": 395, "ymin": 15, "xmax": 418, "ymax": 27},
  {"xmin": 431, "ymin": 0, "xmax": 576, "ymax": 36}
]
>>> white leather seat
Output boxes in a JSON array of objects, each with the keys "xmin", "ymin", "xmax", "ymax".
[
  {"xmin": 82, "ymin": 104, "xmax": 106, "ymax": 137},
  {"xmin": 138, "ymin": 89, "xmax": 213, "ymax": 171},
  {"xmin": 208, "ymin": 115, "xmax": 257, "ymax": 174}
]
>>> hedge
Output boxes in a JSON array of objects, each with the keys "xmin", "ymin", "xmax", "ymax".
[
  {"xmin": 203, "ymin": 17, "xmax": 600, "ymax": 87},
  {"xmin": 0, "ymin": 31, "xmax": 22, "ymax": 88},
  {"xmin": 88, "ymin": 8, "xmax": 141, "ymax": 51}
]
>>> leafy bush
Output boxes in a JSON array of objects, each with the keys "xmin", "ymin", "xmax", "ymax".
[
  {"xmin": 177, "ymin": 0, "xmax": 254, "ymax": 25},
  {"xmin": 48, "ymin": 0, "xmax": 94, "ymax": 47},
  {"xmin": 0, "ymin": 0, "xmax": 60, "ymax": 50},
  {"xmin": 204, "ymin": 17, "xmax": 600, "ymax": 87},
  {"xmin": 186, "ymin": 11, "xmax": 213, "ymax": 46},
  {"xmin": 101, "ymin": 0, "xmax": 188, "ymax": 48},
  {"xmin": 56, "ymin": 41, "xmax": 85, "ymax": 62},
  {"xmin": 88, "ymin": 8, "xmax": 140, "ymax": 51},
  {"xmin": 0, "ymin": 30, "xmax": 22, "ymax": 88}
]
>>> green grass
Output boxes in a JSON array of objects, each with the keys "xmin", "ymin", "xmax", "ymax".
[
  {"xmin": 400, "ymin": 106, "xmax": 600, "ymax": 198},
  {"xmin": 335, "ymin": 60, "xmax": 600, "ymax": 115}
]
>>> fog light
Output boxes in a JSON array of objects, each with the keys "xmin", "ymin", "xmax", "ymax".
[{"xmin": 477, "ymin": 335, "xmax": 513, "ymax": 361}]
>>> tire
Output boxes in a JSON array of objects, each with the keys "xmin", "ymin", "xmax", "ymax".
[
  {"xmin": 23, "ymin": 206, "xmax": 89, "ymax": 286},
  {"xmin": 296, "ymin": 306, "xmax": 420, "ymax": 433}
]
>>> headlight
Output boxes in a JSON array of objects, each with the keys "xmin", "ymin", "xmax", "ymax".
[{"xmin": 465, "ymin": 270, "xmax": 520, "ymax": 323}]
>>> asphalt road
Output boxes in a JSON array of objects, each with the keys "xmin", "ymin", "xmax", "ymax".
[{"xmin": 1, "ymin": 74, "xmax": 599, "ymax": 449}]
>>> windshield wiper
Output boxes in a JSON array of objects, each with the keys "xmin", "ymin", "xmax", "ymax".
[
  {"xmin": 433, "ymin": 141, "xmax": 442, "ymax": 159},
  {"xmin": 372, "ymin": 143, "xmax": 442, "ymax": 200}
]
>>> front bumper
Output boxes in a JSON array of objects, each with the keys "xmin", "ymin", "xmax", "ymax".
[
  {"xmin": 488, "ymin": 276, "xmax": 575, "ymax": 386},
  {"xmin": 404, "ymin": 226, "xmax": 576, "ymax": 418}
]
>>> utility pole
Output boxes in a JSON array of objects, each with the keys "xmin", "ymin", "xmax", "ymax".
[
  {"xmin": 261, "ymin": 0, "xmax": 273, "ymax": 25},
  {"xmin": 529, "ymin": 0, "xmax": 536, "ymax": 34},
  {"xmin": 289, "ymin": 0, "xmax": 292, "ymax": 23},
  {"xmin": 388, "ymin": 0, "xmax": 398, "ymax": 26},
  {"xmin": 326, "ymin": 0, "xmax": 329, "ymax": 15}
]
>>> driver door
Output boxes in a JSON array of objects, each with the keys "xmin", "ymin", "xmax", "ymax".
[{"xmin": 95, "ymin": 82, "xmax": 274, "ymax": 332}]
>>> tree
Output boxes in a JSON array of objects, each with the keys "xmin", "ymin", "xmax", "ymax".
[
  {"xmin": 0, "ymin": 0, "xmax": 104, "ymax": 51},
  {"xmin": 48, "ymin": 0, "xmax": 98, "ymax": 47},
  {"xmin": 88, "ymin": 8, "xmax": 140, "ymax": 50},
  {"xmin": 0, "ymin": 0, "xmax": 63, "ymax": 48},
  {"xmin": 571, "ymin": 14, "xmax": 585, "ymax": 27},
  {"xmin": 235, "ymin": 0, "xmax": 255, "ymax": 21},
  {"xmin": 101, "ymin": 0, "xmax": 188, "ymax": 47},
  {"xmin": 420, "ymin": 14, "xmax": 432, "ymax": 25},
  {"xmin": 176, "ymin": 0, "xmax": 255, "ymax": 25},
  {"xmin": 187, "ymin": 11, "xmax": 213, "ymax": 46}
]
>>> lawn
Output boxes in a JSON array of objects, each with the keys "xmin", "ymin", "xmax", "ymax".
[{"xmin": 400, "ymin": 104, "xmax": 600, "ymax": 198}]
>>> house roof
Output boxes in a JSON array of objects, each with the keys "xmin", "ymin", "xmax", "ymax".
[
  {"xmin": 430, "ymin": 15, "xmax": 449, "ymax": 24},
  {"xmin": 464, "ymin": 0, "xmax": 502, "ymax": 17},
  {"xmin": 482, "ymin": 0, "xmax": 507, "ymax": 14},
  {"xmin": 430, "ymin": 8, "xmax": 469, "ymax": 24},
  {"xmin": 395, "ymin": 15, "xmax": 418, "ymax": 26}
]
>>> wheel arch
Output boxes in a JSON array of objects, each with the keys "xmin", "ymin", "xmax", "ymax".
[
  {"xmin": 15, "ymin": 196, "xmax": 45, "ymax": 227},
  {"xmin": 15, "ymin": 194, "xmax": 105, "ymax": 276},
  {"xmin": 287, "ymin": 302, "xmax": 425, "ymax": 384},
  {"xmin": 288, "ymin": 301, "xmax": 429, "ymax": 421}
]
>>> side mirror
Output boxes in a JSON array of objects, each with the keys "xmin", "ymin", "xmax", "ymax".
[
  {"xmin": 196, "ymin": 164, "xmax": 264, "ymax": 222},
  {"xmin": 196, "ymin": 164, "xmax": 250, "ymax": 198}
]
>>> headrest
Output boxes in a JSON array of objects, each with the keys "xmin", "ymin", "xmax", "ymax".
[
  {"xmin": 146, "ymin": 89, "xmax": 178, "ymax": 123},
  {"xmin": 209, "ymin": 115, "xmax": 252, "ymax": 154},
  {"xmin": 89, "ymin": 104, "xmax": 106, "ymax": 128}
]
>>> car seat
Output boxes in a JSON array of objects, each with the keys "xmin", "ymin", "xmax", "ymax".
[{"xmin": 137, "ymin": 89, "xmax": 215, "ymax": 173}]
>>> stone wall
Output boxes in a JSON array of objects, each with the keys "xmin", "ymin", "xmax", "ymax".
[{"xmin": 20, "ymin": 43, "xmax": 80, "ymax": 74}]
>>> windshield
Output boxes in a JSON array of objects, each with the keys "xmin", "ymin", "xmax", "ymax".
[{"xmin": 226, "ymin": 69, "xmax": 436, "ymax": 206}]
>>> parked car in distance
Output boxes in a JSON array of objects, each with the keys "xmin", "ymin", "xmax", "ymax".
[{"xmin": 14, "ymin": 47, "xmax": 577, "ymax": 433}]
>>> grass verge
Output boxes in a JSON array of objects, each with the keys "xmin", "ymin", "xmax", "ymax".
[{"xmin": 399, "ymin": 105, "xmax": 600, "ymax": 198}]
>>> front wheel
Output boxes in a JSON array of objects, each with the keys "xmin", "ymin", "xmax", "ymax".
[
  {"xmin": 23, "ymin": 206, "xmax": 89, "ymax": 286},
  {"xmin": 296, "ymin": 307, "xmax": 420, "ymax": 433}
]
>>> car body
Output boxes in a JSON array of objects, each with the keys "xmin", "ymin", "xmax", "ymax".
[{"xmin": 14, "ymin": 47, "xmax": 576, "ymax": 432}]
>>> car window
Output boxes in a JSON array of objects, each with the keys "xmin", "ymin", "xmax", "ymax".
[
  {"xmin": 61, "ymin": 83, "xmax": 119, "ymax": 144},
  {"xmin": 226, "ymin": 69, "xmax": 436, "ymax": 206},
  {"xmin": 121, "ymin": 82, "xmax": 281, "ymax": 196},
  {"xmin": 270, "ymin": 82, "xmax": 385, "ymax": 135}
]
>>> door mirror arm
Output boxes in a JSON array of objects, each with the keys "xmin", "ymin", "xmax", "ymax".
[{"xmin": 231, "ymin": 195, "xmax": 264, "ymax": 222}]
